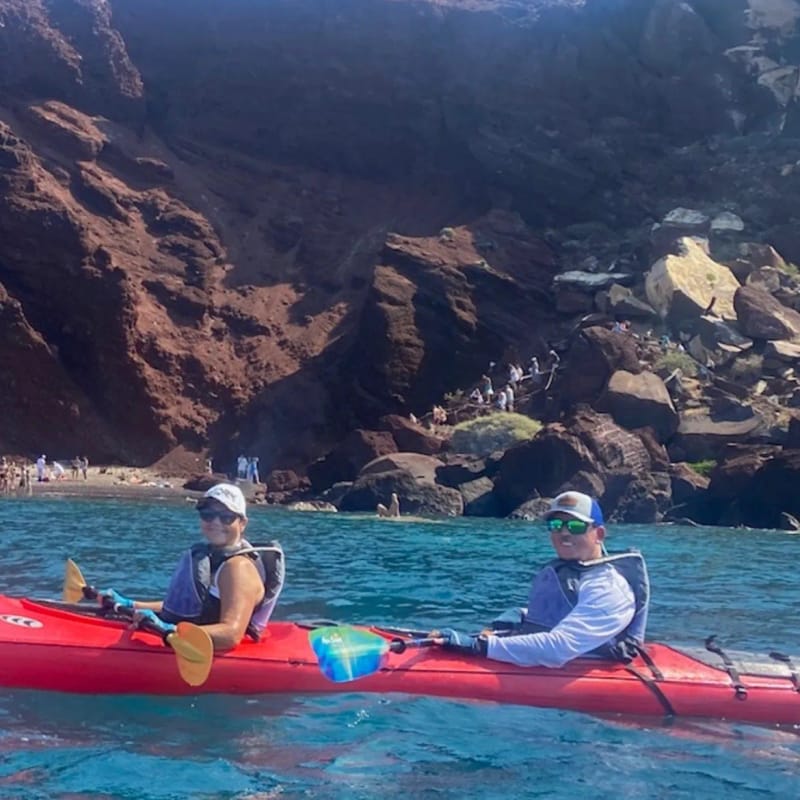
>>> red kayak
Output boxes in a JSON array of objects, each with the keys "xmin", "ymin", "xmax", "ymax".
[{"xmin": 0, "ymin": 595, "xmax": 798, "ymax": 726}]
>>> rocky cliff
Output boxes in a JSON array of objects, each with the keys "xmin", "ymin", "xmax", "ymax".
[{"xmin": 1, "ymin": 0, "xmax": 800, "ymax": 481}]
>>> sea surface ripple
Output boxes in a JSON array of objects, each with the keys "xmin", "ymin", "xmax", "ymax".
[{"xmin": 0, "ymin": 497, "xmax": 797, "ymax": 799}]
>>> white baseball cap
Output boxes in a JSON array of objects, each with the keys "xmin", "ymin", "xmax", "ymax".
[
  {"xmin": 545, "ymin": 491, "xmax": 604, "ymax": 526},
  {"xmin": 198, "ymin": 483, "xmax": 247, "ymax": 517}
]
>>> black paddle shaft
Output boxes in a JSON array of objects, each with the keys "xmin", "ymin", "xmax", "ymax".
[{"xmin": 388, "ymin": 637, "xmax": 442, "ymax": 654}]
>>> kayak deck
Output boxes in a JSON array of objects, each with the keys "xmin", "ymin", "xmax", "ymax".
[{"xmin": 0, "ymin": 596, "xmax": 798, "ymax": 725}]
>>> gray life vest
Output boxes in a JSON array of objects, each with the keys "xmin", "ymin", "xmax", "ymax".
[
  {"xmin": 522, "ymin": 550, "xmax": 649, "ymax": 661},
  {"xmin": 160, "ymin": 538, "xmax": 285, "ymax": 641}
]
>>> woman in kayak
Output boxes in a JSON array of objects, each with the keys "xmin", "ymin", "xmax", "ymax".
[
  {"xmin": 438, "ymin": 490, "xmax": 649, "ymax": 667},
  {"xmin": 99, "ymin": 483, "xmax": 284, "ymax": 651}
]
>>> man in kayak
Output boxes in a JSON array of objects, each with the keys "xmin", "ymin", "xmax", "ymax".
[
  {"xmin": 99, "ymin": 483, "xmax": 285, "ymax": 651},
  {"xmin": 438, "ymin": 491, "xmax": 648, "ymax": 666}
]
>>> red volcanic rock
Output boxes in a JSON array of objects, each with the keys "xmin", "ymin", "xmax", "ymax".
[
  {"xmin": 345, "ymin": 211, "xmax": 557, "ymax": 417},
  {"xmin": 265, "ymin": 469, "xmax": 306, "ymax": 493},
  {"xmin": 378, "ymin": 414, "xmax": 444, "ymax": 455},
  {"xmin": 1, "ymin": 0, "xmax": 800, "ymax": 479},
  {"xmin": 0, "ymin": 0, "xmax": 144, "ymax": 118}
]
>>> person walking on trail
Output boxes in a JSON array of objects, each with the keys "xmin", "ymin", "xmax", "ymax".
[
  {"xmin": 436, "ymin": 491, "xmax": 649, "ymax": 668},
  {"xmin": 97, "ymin": 484, "xmax": 285, "ymax": 652}
]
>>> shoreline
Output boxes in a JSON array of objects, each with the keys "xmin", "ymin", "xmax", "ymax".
[{"xmin": 11, "ymin": 466, "xmax": 202, "ymax": 504}]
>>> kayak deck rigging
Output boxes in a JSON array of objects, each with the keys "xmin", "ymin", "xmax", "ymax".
[{"xmin": 0, "ymin": 595, "xmax": 797, "ymax": 726}]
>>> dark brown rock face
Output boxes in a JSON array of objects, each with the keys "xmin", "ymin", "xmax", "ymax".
[
  {"xmin": 599, "ymin": 370, "xmax": 678, "ymax": 442},
  {"xmin": 1, "ymin": 0, "xmax": 800, "ymax": 474},
  {"xmin": 557, "ymin": 327, "xmax": 641, "ymax": 411},
  {"xmin": 344, "ymin": 212, "xmax": 557, "ymax": 420},
  {"xmin": 377, "ymin": 415, "xmax": 444, "ymax": 455},
  {"xmin": 699, "ymin": 446, "xmax": 800, "ymax": 529},
  {"xmin": 492, "ymin": 406, "xmax": 667, "ymax": 522},
  {"xmin": 307, "ymin": 430, "xmax": 398, "ymax": 492},
  {"xmin": 734, "ymin": 286, "xmax": 800, "ymax": 341},
  {"xmin": 668, "ymin": 462, "xmax": 711, "ymax": 508}
]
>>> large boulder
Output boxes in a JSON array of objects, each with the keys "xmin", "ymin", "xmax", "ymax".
[
  {"xmin": 378, "ymin": 414, "xmax": 444, "ymax": 455},
  {"xmin": 492, "ymin": 426, "xmax": 596, "ymax": 514},
  {"xmin": 668, "ymin": 462, "xmax": 711, "ymax": 507},
  {"xmin": 307, "ymin": 430, "xmax": 398, "ymax": 492},
  {"xmin": 359, "ymin": 452, "xmax": 444, "ymax": 482},
  {"xmin": 733, "ymin": 285, "xmax": 800, "ymax": 341},
  {"xmin": 645, "ymin": 237, "xmax": 740, "ymax": 324},
  {"xmin": 670, "ymin": 411, "xmax": 765, "ymax": 461},
  {"xmin": 557, "ymin": 326, "xmax": 641, "ymax": 409},
  {"xmin": 602, "ymin": 469, "xmax": 672, "ymax": 524},
  {"xmin": 492, "ymin": 407, "xmax": 655, "ymax": 518},
  {"xmin": 599, "ymin": 370, "xmax": 678, "ymax": 442},
  {"xmin": 606, "ymin": 284, "xmax": 657, "ymax": 319},
  {"xmin": 459, "ymin": 477, "xmax": 499, "ymax": 517},
  {"xmin": 435, "ymin": 454, "xmax": 487, "ymax": 488},
  {"xmin": 699, "ymin": 447, "xmax": 800, "ymax": 529},
  {"xmin": 338, "ymin": 469, "xmax": 464, "ymax": 516}
]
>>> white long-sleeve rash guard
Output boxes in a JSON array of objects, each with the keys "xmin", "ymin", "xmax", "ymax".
[{"xmin": 485, "ymin": 564, "xmax": 635, "ymax": 668}]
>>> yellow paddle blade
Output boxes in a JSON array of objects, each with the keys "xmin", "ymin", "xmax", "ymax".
[
  {"xmin": 63, "ymin": 559, "xmax": 88, "ymax": 603},
  {"xmin": 166, "ymin": 622, "xmax": 214, "ymax": 687}
]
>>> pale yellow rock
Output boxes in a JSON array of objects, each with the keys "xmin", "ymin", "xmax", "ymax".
[{"xmin": 645, "ymin": 238, "xmax": 741, "ymax": 323}]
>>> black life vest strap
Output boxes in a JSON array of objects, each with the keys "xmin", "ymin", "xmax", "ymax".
[
  {"xmin": 769, "ymin": 651, "xmax": 800, "ymax": 693},
  {"xmin": 705, "ymin": 635, "xmax": 748, "ymax": 700},
  {"xmin": 631, "ymin": 642, "xmax": 665, "ymax": 681},
  {"xmin": 624, "ymin": 663, "xmax": 676, "ymax": 720}
]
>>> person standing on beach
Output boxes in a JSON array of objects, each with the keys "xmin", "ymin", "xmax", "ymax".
[
  {"xmin": 98, "ymin": 484, "xmax": 285, "ymax": 651},
  {"xmin": 80, "ymin": 457, "xmax": 89, "ymax": 480},
  {"xmin": 237, "ymin": 454, "xmax": 248, "ymax": 479},
  {"xmin": 36, "ymin": 455, "xmax": 46, "ymax": 482}
]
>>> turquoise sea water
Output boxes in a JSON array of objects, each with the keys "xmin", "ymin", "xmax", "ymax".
[{"xmin": 0, "ymin": 496, "xmax": 798, "ymax": 799}]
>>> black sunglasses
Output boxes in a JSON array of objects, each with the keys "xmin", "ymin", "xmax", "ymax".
[
  {"xmin": 197, "ymin": 509, "xmax": 240, "ymax": 525},
  {"xmin": 546, "ymin": 518, "xmax": 592, "ymax": 535}
]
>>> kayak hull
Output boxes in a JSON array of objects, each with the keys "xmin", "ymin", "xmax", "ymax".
[{"xmin": 1, "ymin": 596, "xmax": 798, "ymax": 725}]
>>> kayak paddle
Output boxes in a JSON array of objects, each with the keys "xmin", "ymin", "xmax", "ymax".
[
  {"xmin": 309, "ymin": 625, "xmax": 441, "ymax": 683},
  {"xmin": 62, "ymin": 559, "xmax": 213, "ymax": 687}
]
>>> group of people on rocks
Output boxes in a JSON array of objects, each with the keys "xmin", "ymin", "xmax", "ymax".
[
  {"xmin": 235, "ymin": 454, "xmax": 261, "ymax": 484},
  {"xmin": 464, "ymin": 349, "xmax": 562, "ymax": 412}
]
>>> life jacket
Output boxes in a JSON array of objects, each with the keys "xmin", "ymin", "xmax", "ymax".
[
  {"xmin": 521, "ymin": 550, "xmax": 649, "ymax": 662},
  {"xmin": 160, "ymin": 538, "xmax": 285, "ymax": 641}
]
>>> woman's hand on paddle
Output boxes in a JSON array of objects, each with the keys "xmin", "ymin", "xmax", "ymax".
[{"xmin": 132, "ymin": 608, "xmax": 176, "ymax": 642}]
